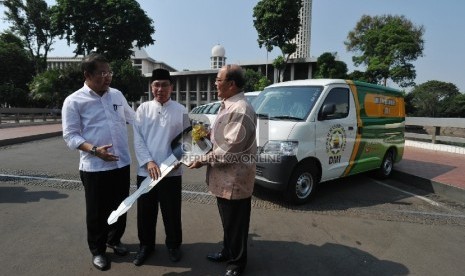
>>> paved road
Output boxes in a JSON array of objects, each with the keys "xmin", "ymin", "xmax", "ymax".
[{"xmin": 1, "ymin": 136, "xmax": 465, "ymax": 275}]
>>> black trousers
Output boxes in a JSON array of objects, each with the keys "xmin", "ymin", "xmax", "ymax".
[
  {"xmin": 79, "ymin": 165, "xmax": 130, "ymax": 256},
  {"xmin": 136, "ymin": 175, "xmax": 182, "ymax": 249},
  {"xmin": 217, "ymin": 196, "xmax": 252, "ymax": 271}
]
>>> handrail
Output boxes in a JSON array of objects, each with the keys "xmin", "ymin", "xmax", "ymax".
[
  {"xmin": 405, "ymin": 117, "xmax": 465, "ymax": 145},
  {"xmin": 0, "ymin": 107, "xmax": 61, "ymax": 125}
]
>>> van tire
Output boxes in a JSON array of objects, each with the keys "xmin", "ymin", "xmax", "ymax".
[
  {"xmin": 375, "ymin": 149, "xmax": 395, "ymax": 179},
  {"xmin": 286, "ymin": 163, "xmax": 319, "ymax": 205}
]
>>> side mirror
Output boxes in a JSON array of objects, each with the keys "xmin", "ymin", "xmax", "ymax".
[{"xmin": 318, "ymin": 103, "xmax": 336, "ymax": 120}]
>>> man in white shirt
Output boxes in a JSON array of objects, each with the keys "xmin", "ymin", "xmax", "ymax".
[
  {"xmin": 132, "ymin": 68, "xmax": 189, "ymax": 266},
  {"xmin": 62, "ymin": 53, "xmax": 135, "ymax": 271}
]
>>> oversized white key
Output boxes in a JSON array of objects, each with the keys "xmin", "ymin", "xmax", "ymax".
[{"xmin": 107, "ymin": 126, "xmax": 212, "ymax": 225}]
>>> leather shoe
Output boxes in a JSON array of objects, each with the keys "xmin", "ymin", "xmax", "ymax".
[
  {"xmin": 107, "ymin": 242, "xmax": 128, "ymax": 256},
  {"xmin": 133, "ymin": 246, "xmax": 153, "ymax": 266},
  {"xmin": 92, "ymin": 254, "xmax": 110, "ymax": 271},
  {"xmin": 225, "ymin": 268, "xmax": 242, "ymax": 276},
  {"xmin": 206, "ymin": 252, "xmax": 229, "ymax": 262},
  {"xmin": 168, "ymin": 248, "xmax": 182, "ymax": 262}
]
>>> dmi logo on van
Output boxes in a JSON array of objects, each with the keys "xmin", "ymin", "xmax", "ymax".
[{"xmin": 326, "ymin": 124, "xmax": 346, "ymax": 164}]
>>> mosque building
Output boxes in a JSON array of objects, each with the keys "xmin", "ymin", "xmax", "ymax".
[{"xmin": 47, "ymin": 0, "xmax": 315, "ymax": 111}]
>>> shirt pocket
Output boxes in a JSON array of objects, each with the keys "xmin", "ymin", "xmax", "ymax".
[{"xmin": 111, "ymin": 102, "xmax": 126, "ymax": 124}]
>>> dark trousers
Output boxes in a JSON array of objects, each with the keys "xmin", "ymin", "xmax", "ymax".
[
  {"xmin": 80, "ymin": 165, "xmax": 130, "ymax": 256},
  {"xmin": 217, "ymin": 196, "xmax": 252, "ymax": 271},
  {"xmin": 136, "ymin": 175, "xmax": 182, "ymax": 249}
]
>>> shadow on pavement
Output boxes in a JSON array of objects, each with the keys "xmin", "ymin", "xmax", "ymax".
[
  {"xmin": 0, "ymin": 186, "xmax": 68, "ymax": 203},
  {"xmin": 105, "ymin": 236, "xmax": 409, "ymax": 275}
]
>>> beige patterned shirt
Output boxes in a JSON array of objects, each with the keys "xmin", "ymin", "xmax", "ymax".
[{"xmin": 204, "ymin": 92, "xmax": 257, "ymax": 199}]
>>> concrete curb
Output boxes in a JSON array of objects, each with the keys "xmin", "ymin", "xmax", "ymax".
[
  {"xmin": 392, "ymin": 169, "xmax": 465, "ymax": 204},
  {"xmin": 0, "ymin": 131, "xmax": 62, "ymax": 147}
]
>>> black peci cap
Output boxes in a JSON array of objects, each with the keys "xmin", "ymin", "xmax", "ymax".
[{"xmin": 151, "ymin": 68, "xmax": 172, "ymax": 83}]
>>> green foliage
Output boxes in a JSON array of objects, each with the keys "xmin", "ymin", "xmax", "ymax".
[
  {"xmin": 403, "ymin": 91, "xmax": 416, "ymax": 116},
  {"xmin": 110, "ymin": 60, "xmax": 145, "ymax": 102},
  {"xmin": 345, "ymin": 15, "xmax": 424, "ymax": 88},
  {"xmin": 2, "ymin": 0, "xmax": 56, "ymax": 73},
  {"xmin": 272, "ymin": 56, "xmax": 285, "ymax": 74},
  {"xmin": 441, "ymin": 93, "xmax": 465, "ymax": 117},
  {"xmin": 314, "ymin": 52, "xmax": 348, "ymax": 79},
  {"xmin": 256, "ymin": 76, "xmax": 271, "ymax": 91},
  {"xmin": 0, "ymin": 31, "xmax": 35, "ymax": 106},
  {"xmin": 347, "ymin": 70, "xmax": 374, "ymax": 83},
  {"xmin": 51, "ymin": 0, "xmax": 155, "ymax": 60},
  {"xmin": 29, "ymin": 65, "xmax": 82, "ymax": 107},
  {"xmin": 410, "ymin": 80, "xmax": 460, "ymax": 117},
  {"xmin": 253, "ymin": 0, "xmax": 302, "ymax": 81},
  {"xmin": 244, "ymin": 69, "xmax": 270, "ymax": 92}
]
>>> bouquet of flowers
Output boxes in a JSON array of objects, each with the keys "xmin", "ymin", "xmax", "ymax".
[{"xmin": 192, "ymin": 124, "xmax": 209, "ymax": 143}]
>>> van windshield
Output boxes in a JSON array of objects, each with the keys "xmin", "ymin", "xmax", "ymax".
[{"xmin": 254, "ymin": 86, "xmax": 323, "ymax": 120}]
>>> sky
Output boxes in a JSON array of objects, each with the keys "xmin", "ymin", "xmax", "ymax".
[{"xmin": 1, "ymin": 0, "xmax": 464, "ymax": 92}]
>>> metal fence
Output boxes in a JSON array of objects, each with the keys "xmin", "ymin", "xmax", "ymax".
[
  {"xmin": 405, "ymin": 117, "xmax": 465, "ymax": 146},
  {"xmin": 0, "ymin": 108, "xmax": 61, "ymax": 127}
]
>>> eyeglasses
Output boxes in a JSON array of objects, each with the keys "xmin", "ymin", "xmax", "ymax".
[
  {"xmin": 215, "ymin": 78, "xmax": 230, "ymax": 83},
  {"xmin": 152, "ymin": 82, "xmax": 171, "ymax": 89},
  {"xmin": 98, "ymin": 71, "xmax": 114, "ymax": 78}
]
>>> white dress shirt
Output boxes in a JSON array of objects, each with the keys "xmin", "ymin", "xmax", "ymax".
[
  {"xmin": 133, "ymin": 99, "xmax": 189, "ymax": 177},
  {"xmin": 62, "ymin": 83, "xmax": 135, "ymax": 172}
]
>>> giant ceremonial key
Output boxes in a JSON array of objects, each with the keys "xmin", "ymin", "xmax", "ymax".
[{"xmin": 107, "ymin": 125, "xmax": 212, "ymax": 225}]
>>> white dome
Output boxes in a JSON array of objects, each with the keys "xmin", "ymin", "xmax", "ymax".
[{"xmin": 211, "ymin": 44, "xmax": 225, "ymax": 57}]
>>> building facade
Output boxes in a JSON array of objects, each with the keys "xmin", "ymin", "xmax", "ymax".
[
  {"xmin": 142, "ymin": 45, "xmax": 315, "ymax": 112},
  {"xmin": 46, "ymin": 48, "xmax": 175, "ymax": 75},
  {"xmin": 290, "ymin": 0, "xmax": 312, "ymax": 59}
]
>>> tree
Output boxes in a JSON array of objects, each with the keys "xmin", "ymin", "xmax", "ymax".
[
  {"xmin": 253, "ymin": 0, "xmax": 302, "ymax": 82},
  {"xmin": 314, "ymin": 52, "xmax": 348, "ymax": 79},
  {"xmin": 29, "ymin": 65, "xmax": 82, "ymax": 107},
  {"xmin": 345, "ymin": 15, "xmax": 424, "ymax": 88},
  {"xmin": 29, "ymin": 59, "xmax": 145, "ymax": 107},
  {"xmin": 110, "ymin": 60, "xmax": 145, "ymax": 102},
  {"xmin": 410, "ymin": 80, "xmax": 460, "ymax": 117},
  {"xmin": 1, "ymin": 0, "xmax": 57, "ymax": 73},
  {"xmin": 0, "ymin": 31, "xmax": 35, "ymax": 106},
  {"xmin": 52, "ymin": 0, "xmax": 155, "ymax": 60},
  {"xmin": 347, "ymin": 70, "xmax": 374, "ymax": 83},
  {"xmin": 441, "ymin": 93, "xmax": 465, "ymax": 117},
  {"xmin": 244, "ymin": 69, "xmax": 270, "ymax": 92}
]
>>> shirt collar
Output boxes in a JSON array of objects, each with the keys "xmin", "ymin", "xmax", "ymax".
[
  {"xmin": 153, "ymin": 98, "xmax": 172, "ymax": 107},
  {"xmin": 83, "ymin": 83, "xmax": 108, "ymax": 97},
  {"xmin": 223, "ymin": 92, "xmax": 245, "ymax": 110}
]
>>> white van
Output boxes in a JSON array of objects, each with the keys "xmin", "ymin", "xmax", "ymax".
[
  {"xmin": 189, "ymin": 101, "xmax": 221, "ymax": 127},
  {"xmin": 253, "ymin": 79, "xmax": 405, "ymax": 204},
  {"xmin": 188, "ymin": 91, "xmax": 261, "ymax": 127}
]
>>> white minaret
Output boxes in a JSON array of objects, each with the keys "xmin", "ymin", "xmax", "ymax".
[
  {"xmin": 210, "ymin": 44, "xmax": 226, "ymax": 69},
  {"xmin": 290, "ymin": 0, "xmax": 312, "ymax": 59}
]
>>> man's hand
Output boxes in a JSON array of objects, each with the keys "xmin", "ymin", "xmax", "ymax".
[
  {"xmin": 146, "ymin": 161, "xmax": 161, "ymax": 180},
  {"xmin": 96, "ymin": 144, "xmax": 120, "ymax": 162},
  {"xmin": 188, "ymin": 160, "xmax": 204, "ymax": 169}
]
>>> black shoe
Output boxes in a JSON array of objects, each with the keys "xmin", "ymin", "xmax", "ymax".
[
  {"xmin": 107, "ymin": 242, "xmax": 129, "ymax": 256},
  {"xmin": 92, "ymin": 254, "xmax": 110, "ymax": 271},
  {"xmin": 206, "ymin": 252, "xmax": 229, "ymax": 262},
  {"xmin": 168, "ymin": 248, "xmax": 182, "ymax": 262},
  {"xmin": 133, "ymin": 246, "xmax": 153, "ymax": 266},
  {"xmin": 225, "ymin": 268, "xmax": 242, "ymax": 276}
]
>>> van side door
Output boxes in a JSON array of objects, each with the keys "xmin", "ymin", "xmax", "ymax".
[{"xmin": 314, "ymin": 86, "xmax": 357, "ymax": 181}]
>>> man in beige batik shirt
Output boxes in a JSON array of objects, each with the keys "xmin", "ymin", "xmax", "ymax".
[{"xmin": 189, "ymin": 64, "xmax": 256, "ymax": 276}]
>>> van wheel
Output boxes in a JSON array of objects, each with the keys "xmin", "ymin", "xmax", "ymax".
[
  {"xmin": 375, "ymin": 150, "xmax": 395, "ymax": 179},
  {"xmin": 286, "ymin": 163, "xmax": 319, "ymax": 205}
]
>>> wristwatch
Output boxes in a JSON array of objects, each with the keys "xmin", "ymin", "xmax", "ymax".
[{"xmin": 90, "ymin": 146, "xmax": 97, "ymax": 156}]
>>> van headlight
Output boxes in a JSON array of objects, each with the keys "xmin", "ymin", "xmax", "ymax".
[{"xmin": 260, "ymin": 141, "xmax": 298, "ymax": 156}]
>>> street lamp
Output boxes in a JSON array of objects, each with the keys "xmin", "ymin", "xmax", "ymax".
[{"xmin": 260, "ymin": 35, "xmax": 278, "ymax": 80}]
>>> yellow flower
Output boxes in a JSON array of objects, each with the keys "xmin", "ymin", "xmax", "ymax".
[{"xmin": 192, "ymin": 124, "xmax": 208, "ymax": 142}]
